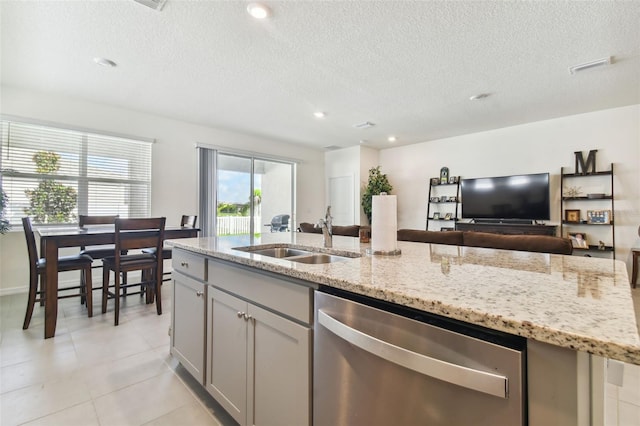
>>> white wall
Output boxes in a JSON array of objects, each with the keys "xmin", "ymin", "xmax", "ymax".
[
  {"xmin": 324, "ymin": 145, "xmax": 379, "ymax": 225},
  {"xmin": 380, "ymin": 105, "xmax": 640, "ymax": 274},
  {"xmin": 0, "ymin": 86, "xmax": 325, "ymax": 294}
]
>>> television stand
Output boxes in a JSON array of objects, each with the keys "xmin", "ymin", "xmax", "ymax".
[
  {"xmin": 455, "ymin": 222, "xmax": 557, "ymax": 236},
  {"xmin": 473, "ymin": 219, "xmax": 534, "ymax": 225}
]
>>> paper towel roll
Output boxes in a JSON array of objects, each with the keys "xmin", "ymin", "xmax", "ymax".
[{"xmin": 371, "ymin": 194, "xmax": 398, "ymax": 253}]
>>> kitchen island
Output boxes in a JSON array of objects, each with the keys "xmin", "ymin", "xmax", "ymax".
[{"xmin": 167, "ymin": 232, "xmax": 640, "ymax": 425}]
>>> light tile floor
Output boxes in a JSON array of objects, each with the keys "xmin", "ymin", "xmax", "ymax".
[
  {"xmin": 1, "ymin": 284, "xmax": 639, "ymax": 425},
  {"xmin": 0, "ymin": 283, "xmax": 236, "ymax": 426}
]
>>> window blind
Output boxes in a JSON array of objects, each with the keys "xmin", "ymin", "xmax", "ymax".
[{"xmin": 1, "ymin": 119, "xmax": 152, "ymax": 225}]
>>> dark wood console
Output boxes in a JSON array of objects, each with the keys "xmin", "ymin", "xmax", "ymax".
[{"xmin": 455, "ymin": 222, "xmax": 557, "ymax": 236}]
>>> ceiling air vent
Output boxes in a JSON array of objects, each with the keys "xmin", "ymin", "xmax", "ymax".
[
  {"xmin": 133, "ymin": 0, "xmax": 167, "ymax": 11},
  {"xmin": 323, "ymin": 145, "xmax": 342, "ymax": 151}
]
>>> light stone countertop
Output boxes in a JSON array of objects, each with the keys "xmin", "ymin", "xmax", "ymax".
[{"xmin": 167, "ymin": 233, "xmax": 640, "ymax": 365}]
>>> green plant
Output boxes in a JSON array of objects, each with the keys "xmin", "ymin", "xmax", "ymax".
[
  {"xmin": 0, "ymin": 187, "xmax": 9, "ymax": 234},
  {"xmin": 361, "ymin": 166, "xmax": 393, "ymax": 224},
  {"xmin": 24, "ymin": 151, "xmax": 77, "ymax": 224}
]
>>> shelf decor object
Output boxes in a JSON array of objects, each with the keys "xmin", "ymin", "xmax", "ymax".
[
  {"xmin": 569, "ymin": 232, "xmax": 589, "ymax": 249},
  {"xmin": 440, "ymin": 167, "xmax": 449, "ymax": 184},
  {"xmin": 587, "ymin": 210, "xmax": 611, "ymax": 224},
  {"xmin": 564, "ymin": 186, "xmax": 582, "ymax": 198},
  {"xmin": 565, "ymin": 209, "xmax": 581, "ymax": 223}
]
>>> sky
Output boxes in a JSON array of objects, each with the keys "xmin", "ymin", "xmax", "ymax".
[{"xmin": 218, "ymin": 170, "xmax": 260, "ymax": 204}]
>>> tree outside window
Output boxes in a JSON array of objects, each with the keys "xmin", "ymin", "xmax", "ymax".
[{"xmin": 23, "ymin": 151, "xmax": 77, "ymax": 224}]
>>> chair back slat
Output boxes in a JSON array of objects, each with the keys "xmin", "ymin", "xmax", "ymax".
[
  {"xmin": 21, "ymin": 217, "xmax": 39, "ymax": 269},
  {"xmin": 181, "ymin": 215, "xmax": 197, "ymax": 228},
  {"xmin": 79, "ymin": 215, "xmax": 119, "ymax": 227},
  {"xmin": 115, "ymin": 218, "xmax": 166, "ymax": 253}
]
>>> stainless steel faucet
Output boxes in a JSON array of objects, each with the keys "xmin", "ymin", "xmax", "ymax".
[{"xmin": 316, "ymin": 206, "xmax": 333, "ymax": 248}]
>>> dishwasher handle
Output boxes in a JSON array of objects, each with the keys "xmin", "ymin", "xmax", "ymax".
[{"xmin": 317, "ymin": 309, "xmax": 509, "ymax": 399}]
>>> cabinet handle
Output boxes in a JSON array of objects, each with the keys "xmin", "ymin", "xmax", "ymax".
[
  {"xmin": 317, "ymin": 310, "xmax": 508, "ymax": 398},
  {"xmin": 180, "ymin": 261, "xmax": 189, "ymax": 267},
  {"xmin": 195, "ymin": 291, "xmax": 203, "ymax": 297},
  {"xmin": 237, "ymin": 311, "xmax": 245, "ymax": 318}
]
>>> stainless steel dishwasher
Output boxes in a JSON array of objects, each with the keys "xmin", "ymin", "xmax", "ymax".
[{"xmin": 314, "ymin": 290, "xmax": 526, "ymax": 426}]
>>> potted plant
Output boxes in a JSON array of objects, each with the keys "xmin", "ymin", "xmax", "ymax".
[
  {"xmin": 0, "ymin": 187, "xmax": 9, "ymax": 234},
  {"xmin": 0, "ymin": 168, "xmax": 10, "ymax": 234},
  {"xmin": 361, "ymin": 166, "xmax": 393, "ymax": 224}
]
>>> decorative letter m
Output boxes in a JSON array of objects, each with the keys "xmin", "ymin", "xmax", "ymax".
[{"xmin": 574, "ymin": 150, "xmax": 597, "ymax": 175}]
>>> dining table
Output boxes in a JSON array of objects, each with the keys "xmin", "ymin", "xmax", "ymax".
[{"xmin": 36, "ymin": 225, "xmax": 200, "ymax": 338}]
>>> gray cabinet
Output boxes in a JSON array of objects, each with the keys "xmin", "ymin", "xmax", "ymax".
[
  {"xmin": 171, "ymin": 248, "xmax": 208, "ymax": 384},
  {"xmin": 207, "ymin": 287, "xmax": 311, "ymax": 426},
  {"xmin": 171, "ymin": 272, "xmax": 206, "ymax": 383},
  {"xmin": 206, "ymin": 258, "xmax": 314, "ymax": 426}
]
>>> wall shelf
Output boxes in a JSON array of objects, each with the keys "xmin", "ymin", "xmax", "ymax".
[
  {"xmin": 426, "ymin": 177, "xmax": 460, "ymax": 231},
  {"xmin": 560, "ymin": 163, "xmax": 615, "ymax": 259}
]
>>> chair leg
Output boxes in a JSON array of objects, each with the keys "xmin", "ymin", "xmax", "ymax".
[
  {"xmin": 84, "ymin": 268, "xmax": 93, "ymax": 318},
  {"xmin": 80, "ymin": 271, "xmax": 87, "ymax": 305},
  {"xmin": 122, "ymin": 271, "xmax": 127, "ymax": 296},
  {"xmin": 143, "ymin": 269, "xmax": 153, "ymax": 304},
  {"xmin": 114, "ymin": 269, "xmax": 121, "ymax": 326},
  {"xmin": 140, "ymin": 269, "xmax": 147, "ymax": 300},
  {"xmin": 39, "ymin": 277, "xmax": 45, "ymax": 307},
  {"xmin": 155, "ymin": 268, "xmax": 162, "ymax": 315},
  {"xmin": 23, "ymin": 273, "xmax": 40, "ymax": 330},
  {"xmin": 102, "ymin": 267, "xmax": 110, "ymax": 314}
]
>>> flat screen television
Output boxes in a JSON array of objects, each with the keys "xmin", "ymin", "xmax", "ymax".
[{"xmin": 460, "ymin": 173, "xmax": 550, "ymax": 222}]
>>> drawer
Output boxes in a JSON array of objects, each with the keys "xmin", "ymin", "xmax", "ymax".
[
  {"xmin": 172, "ymin": 248, "xmax": 207, "ymax": 281},
  {"xmin": 208, "ymin": 258, "xmax": 314, "ymax": 325}
]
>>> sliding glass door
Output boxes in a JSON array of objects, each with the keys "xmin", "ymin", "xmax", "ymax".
[{"xmin": 198, "ymin": 148, "xmax": 294, "ymax": 247}]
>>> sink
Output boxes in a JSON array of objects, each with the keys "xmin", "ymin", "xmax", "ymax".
[
  {"xmin": 251, "ymin": 247, "xmax": 312, "ymax": 258},
  {"xmin": 288, "ymin": 253, "xmax": 347, "ymax": 264},
  {"xmin": 233, "ymin": 244, "xmax": 360, "ymax": 264}
]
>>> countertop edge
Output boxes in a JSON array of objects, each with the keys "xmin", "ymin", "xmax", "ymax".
[{"xmin": 168, "ymin": 239, "xmax": 640, "ymax": 365}]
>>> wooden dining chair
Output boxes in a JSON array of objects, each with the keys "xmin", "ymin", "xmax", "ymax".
[
  {"xmin": 142, "ymin": 215, "xmax": 197, "ymax": 282},
  {"xmin": 101, "ymin": 217, "xmax": 166, "ymax": 326},
  {"xmin": 22, "ymin": 217, "xmax": 94, "ymax": 329},
  {"xmin": 78, "ymin": 214, "xmax": 128, "ymax": 300},
  {"xmin": 78, "ymin": 215, "xmax": 120, "ymax": 260}
]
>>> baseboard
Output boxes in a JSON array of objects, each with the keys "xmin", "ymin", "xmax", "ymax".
[
  {"xmin": 0, "ymin": 285, "xmax": 28, "ymax": 296},
  {"xmin": 0, "ymin": 276, "xmax": 90, "ymax": 297}
]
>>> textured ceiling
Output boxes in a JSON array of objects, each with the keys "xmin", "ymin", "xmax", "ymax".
[{"xmin": 2, "ymin": 1, "xmax": 639, "ymax": 150}]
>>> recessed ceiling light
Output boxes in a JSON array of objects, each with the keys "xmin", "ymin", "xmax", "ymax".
[
  {"xmin": 568, "ymin": 57, "xmax": 612, "ymax": 75},
  {"xmin": 388, "ymin": 136, "xmax": 397, "ymax": 143},
  {"xmin": 469, "ymin": 93, "xmax": 490, "ymax": 101},
  {"xmin": 313, "ymin": 111, "xmax": 326, "ymax": 119},
  {"xmin": 94, "ymin": 57, "xmax": 117, "ymax": 67},
  {"xmin": 247, "ymin": 3, "xmax": 271, "ymax": 19}
]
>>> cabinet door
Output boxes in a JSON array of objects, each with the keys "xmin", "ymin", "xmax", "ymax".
[
  {"xmin": 171, "ymin": 272, "xmax": 206, "ymax": 383},
  {"xmin": 206, "ymin": 288, "xmax": 248, "ymax": 426},
  {"xmin": 248, "ymin": 303, "xmax": 311, "ymax": 426}
]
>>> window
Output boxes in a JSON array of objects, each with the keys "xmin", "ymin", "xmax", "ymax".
[
  {"xmin": 198, "ymin": 147, "xmax": 295, "ymax": 246},
  {"xmin": 1, "ymin": 118, "xmax": 152, "ymax": 225}
]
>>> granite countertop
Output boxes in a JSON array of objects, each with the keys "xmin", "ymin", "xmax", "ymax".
[{"xmin": 167, "ymin": 233, "xmax": 640, "ymax": 365}]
